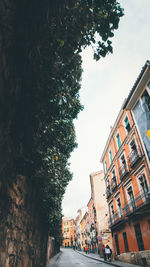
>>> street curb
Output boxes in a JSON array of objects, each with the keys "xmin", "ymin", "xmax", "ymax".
[
  {"xmin": 55, "ymin": 251, "xmax": 62, "ymax": 262},
  {"xmin": 47, "ymin": 251, "xmax": 62, "ymax": 267},
  {"xmin": 75, "ymin": 250, "xmax": 119, "ymax": 266},
  {"xmin": 75, "ymin": 250, "xmax": 139, "ymax": 267}
]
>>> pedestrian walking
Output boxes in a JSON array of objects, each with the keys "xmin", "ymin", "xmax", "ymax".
[
  {"xmin": 85, "ymin": 245, "xmax": 88, "ymax": 254},
  {"xmin": 105, "ymin": 244, "xmax": 112, "ymax": 261},
  {"xmin": 101, "ymin": 244, "xmax": 106, "ymax": 261}
]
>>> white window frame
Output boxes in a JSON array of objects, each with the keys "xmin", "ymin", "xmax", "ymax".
[
  {"xmin": 109, "ymin": 202, "xmax": 115, "ymax": 221},
  {"xmin": 129, "ymin": 136, "xmax": 141, "ymax": 158},
  {"xmin": 123, "ymin": 114, "xmax": 131, "ymax": 134},
  {"xmin": 116, "ymin": 195, "xmax": 122, "ymax": 217},
  {"xmin": 111, "ymin": 168, "xmax": 117, "ymax": 187},
  {"xmin": 120, "ymin": 152, "xmax": 128, "ymax": 171},
  {"xmin": 125, "ymin": 182, "xmax": 134, "ymax": 204},
  {"xmin": 136, "ymin": 169, "xmax": 150, "ymax": 191}
]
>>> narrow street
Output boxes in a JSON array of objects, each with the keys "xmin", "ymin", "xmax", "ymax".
[{"xmin": 48, "ymin": 248, "xmax": 115, "ymax": 267}]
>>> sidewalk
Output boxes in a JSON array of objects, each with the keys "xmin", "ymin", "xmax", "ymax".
[{"xmin": 75, "ymin": 250, "xmax": 140, "ymax": 267}]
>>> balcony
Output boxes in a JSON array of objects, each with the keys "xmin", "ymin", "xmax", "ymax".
[
  {"xmin": 111, "ymin": 177, "xmax": 118, "ymax": 191},
  {"xmin": 128, "ymin": 149, "xmax": 142, "ymax": 169},
  {"xmin": 119, "ymin": 165, "xmax": 130, "ymax": 180},
  {"xmin": 108, "ymin": 210, "xmax": 125, "ymax": 230},
  {"xmin": 123, "ymin": 187, "xmax": 150, "ymax": 218},
  {"xmin": 106, "ymin": 186, "xmax": 111, "ymax": 199}
]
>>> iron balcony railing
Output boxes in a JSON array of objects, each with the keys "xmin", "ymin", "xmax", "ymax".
[
  {"xmin": 106, "ymin": 178, "xmax": 118, "ymax": 199},
  {"xmin": 108, "ymin": 209, "xmax": 123, "ymax": 227},
  {"xmin": 111, "ymin": 176, "xmax": 118, "ymax": 191},
  {"xmin": 106, "ymin": 185, "xmax": 111, "ymax": 199},
  {"xmin": 128, "ymin": 149, "xmax": 142, "ymax": 168},
  {"xmin": 108, "ymin": 187, "xmax": 150, "ymax": 226},
  {"xmin": 123, "ymin": 187, "xmax": 150, "ymax": 216}
]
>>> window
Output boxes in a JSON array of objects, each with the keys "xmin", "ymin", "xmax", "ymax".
[
  {"xmin": 124, "ymin": 116, "xmax": 131, "ymax": 133},
  {"xmin": 109, "ymin": 149, "xmax": 113, "ymax": 164},
  {"xmin": 139, "ymin": 174, "xmax": 149, "ymax": 199},
  {"xmin": 127, "ymin": 186, "xmax": 136, "ymax": 210},
  {"xmin": 112, "ymin": 170, "xmax": 117, "ymax": 189},
  {"xmin": 123, "ymin": 232, "xmax": 129, "ymax": 252},
  {"xmin": 110, "ymin": 204, "xmax": 115, "ymax": 221},
  {"xmin": 134, "ymin": 224, "xmax": 144, "ymax": 251},
  {"xmin": 120, "ymin": 154, "xmax": 127, "ymax": 168},
  {"xmin": 106, "ymin": 177, "xmax": 110, "ymax": 190},
  {"xmin": 106, "ymin": 177, "xmax": 111, "ymax": 197},
  {"xmin": 67, "ymin": 228, "xmax": 69, "ymax": 232},
  {"xmin": 130, "ymin": 139, "xmax": 138, "ymax": 153},
  {"xmin": 105, "ymin": 161, "xmax": 108, "ymax": 173},
  {"xmin": 129, "ymin": 139, "xmax": 140, "ymax": 166},
  {"xmin": 116, "ymin": 133, "xmax": 121, "ymax": 149},
  {"xmin": 116, "ymin": 197, "xmax": 122, "ymax": 217},
  {"xmin": 119, "ymin": 154, "xmax": 128, "ymax": 178}
]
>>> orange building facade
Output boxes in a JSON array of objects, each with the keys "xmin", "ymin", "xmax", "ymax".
[
  {"xmin": 62, "ymin": 217, "xmax": 75, "ymax": 248},
  {"xmin": 101, "ymin": 62, "xmax": 150, "ymax": 266}
]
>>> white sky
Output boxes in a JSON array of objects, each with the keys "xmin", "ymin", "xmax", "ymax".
[{"xmin": 62, "ymin": 0, "xmax": 150, "ymax": 218}]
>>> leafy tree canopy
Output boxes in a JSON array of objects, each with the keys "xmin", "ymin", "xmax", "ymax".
[{"xmin": 0, "ymin": 0, "xmax": 123, "ymax": 244}]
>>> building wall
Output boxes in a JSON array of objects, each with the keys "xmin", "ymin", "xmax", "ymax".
[
  {"xmin": 87, "ymin": 198, "xmax": 94, "ymax": 226},
  {"xmin": 101, "ymin": 107, "xmax": 150, "ymax": 266},
  {"xmin": 90, "ymin": 171, "xmax": 112, "ymax": 248},
  {"xmin": 62, "ymin": 217, "xmax": 75, "ymax": 247},
  {"xmin": 80, "ymin": 218, "xmax": 85, "ymax": 249},
  {"xmin": 74, "ymin": 209, "xmax": 82, "ymax": 249}
]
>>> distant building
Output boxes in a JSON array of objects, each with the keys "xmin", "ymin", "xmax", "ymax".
[
  {"xmin": 89, "ymin": 171, "xmax": 112, "ymax": 253},
  {"xmin": 62, "ymin": 217, "xmax": 75, "ymax": 247},
  {"xmin": 80, "ymin": 212, "xmax": 87, "ymax": 250},
  {"xmin": 74, "ymin": 209, "xmax": 82, "ymax": 250},
  {"xmin": 101, "ymin": 61, "xmax": 150, "ymax": 266},
  {"xmin": 87, "ymin": 197, "xmax": 95, "ymax": 252},
  {"xmin": 74, "ymin": 207, "xmax": 88, "ymax": 250}
]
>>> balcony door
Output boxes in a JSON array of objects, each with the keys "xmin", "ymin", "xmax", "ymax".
[
  {"xmin": 139, "ymin": 174, "xmax": 149, "ymax": 200},
  {"xmin": 127, "ymin": 186, "xmax": 136, "ymax": 210},
  {"xmin": 116, "ymin": 198, "xmax": 122, "ymax": 217}
]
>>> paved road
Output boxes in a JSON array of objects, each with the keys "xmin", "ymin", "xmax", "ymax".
[{"xmin": 48, "ymin": 248, "xmax": 116, "ymax": 267}]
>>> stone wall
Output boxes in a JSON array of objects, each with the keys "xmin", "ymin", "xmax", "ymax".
[
  {"xmin": 46, "ymin": 237, "xmax": 59, "ymax": 265},
  {"xmin": 0, "ymin": 175, "xmax": 48, "ymax": 267},
  {"xmin": 116, "ymin": 250, "xmax": 150, "ymax": 266}
]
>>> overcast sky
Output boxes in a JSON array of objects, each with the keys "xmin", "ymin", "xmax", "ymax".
[{"xmin": 62, "ymin": 0, "xmax": 150, "ymax": 218}]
